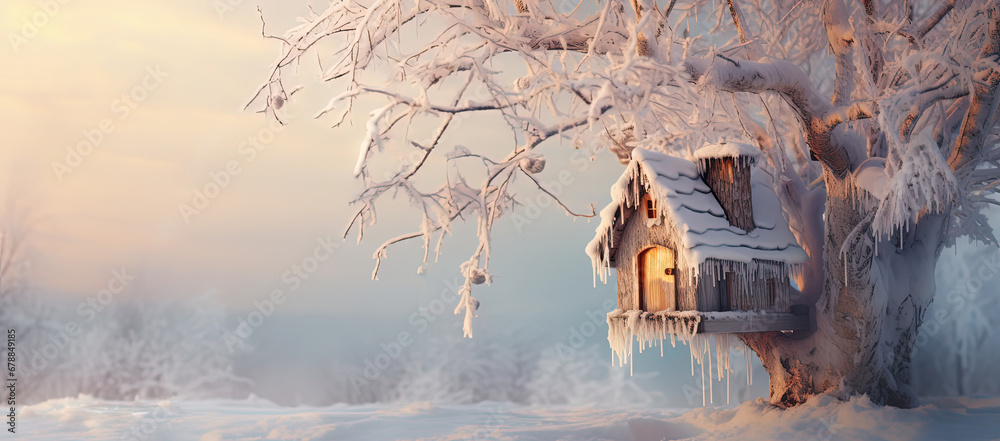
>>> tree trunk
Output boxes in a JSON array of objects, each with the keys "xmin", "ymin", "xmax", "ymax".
[{"xmin": 741, "ymin": 172, "xmax": 950, "ymax": 408}]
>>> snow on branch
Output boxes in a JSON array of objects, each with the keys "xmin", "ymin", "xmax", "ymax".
[
  {"xmin": 911, "ymin": 0, "xmax": 957, "ymax": 41},
  {"xmin": 873, "ymin": 135, "xmax": 959, "ymax": 241},
  {"xmin": 684, "ymin": 54, "xmax": 855, "ymax": 176}
]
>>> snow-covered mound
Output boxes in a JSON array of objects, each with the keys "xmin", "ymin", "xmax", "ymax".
[
  {"xmin": 18, "ymin": 394, "xmax": 1000, "ymax": 440},
  {"xmin": 679, "ymin": 394, "xmax": 1000, "ymax": 440},
  {"xmin": 692, "ymin": 141, "xmax": 762, "ymax": 161}
]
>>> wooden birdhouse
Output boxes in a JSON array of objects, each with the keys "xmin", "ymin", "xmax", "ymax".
[{"xmin": 586, "ymin": 143, "xmax": 811, "ymax": 354}]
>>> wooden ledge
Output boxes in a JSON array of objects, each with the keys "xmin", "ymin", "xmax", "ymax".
[{"xmin": 608, "ymin": 309, "xmax": 809, "ymax": 334}]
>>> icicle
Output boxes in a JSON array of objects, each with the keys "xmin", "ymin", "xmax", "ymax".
[
  {"xmin": 726, "ymin": 334, "xmax": 731, "ymax": 405},
  {"xmin": 741, "ymin": 345, "xmax": 747, "ymax": 387},
  {"xmin": 706, "ymin": 336, "xmax": 713, "ymax": 404},
  {"xmin": 700, "ymin": 341, "xmax": 706, "ymax": 406},
  {"xmin": 716, "ymin": 334, "xmax": 724, "ymax": 381},
  {"xmin": 660, "ymin": 315, "xmax": 666, "ymax": 356},
  {"xmin": 608, "ymin": 310, "xmax": 702, "ymax": 369},
  {"xmin": 842, "ymin": 247, "xmax": 849, "ymax": 286},
  {"xmin": 690, "ymin": 341, "xmax": 695, "ymax": 376}
]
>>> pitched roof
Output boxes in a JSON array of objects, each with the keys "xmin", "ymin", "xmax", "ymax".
[{"xmin": 586, "ymin": 148, "xmax": 808, "ymax": 284}]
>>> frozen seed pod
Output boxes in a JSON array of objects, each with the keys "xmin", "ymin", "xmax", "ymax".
[{"xmin": 519, "ymin": 155, "xmax": 545, "ymax": 174}]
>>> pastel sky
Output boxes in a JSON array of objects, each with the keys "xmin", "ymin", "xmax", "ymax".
[{"xmin": 0, "ymin": 0, "xmax": 624, "ymax": 319}]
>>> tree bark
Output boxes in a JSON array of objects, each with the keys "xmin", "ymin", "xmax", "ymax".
[
  {"xmin": 741, "ymin": 171, "xmax": 949, "ymax": 408},
  {"xmin": 715, "ymin": 0, "xmax": 976, "ymax": 408}
]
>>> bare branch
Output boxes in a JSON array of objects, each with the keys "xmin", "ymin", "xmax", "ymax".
[
  {"xmin": 663, "ymin": 0, "xmax": 678, "ymax": 24},
  {"xmin": 518, "ymin": 169, "xmax": 596, "ymax": 218}
]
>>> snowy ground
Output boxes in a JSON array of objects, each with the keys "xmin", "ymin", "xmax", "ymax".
[{"xmin": 16, "ymin": 394, "xmax": 1000, "ymax": 441}]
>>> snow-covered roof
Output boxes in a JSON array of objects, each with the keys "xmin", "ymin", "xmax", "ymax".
[
  {"xmin": 586, "ymin": 148, "xmax": 808, "ymax": 284},
  {"xmin": 693, "ymin": 141, "xmax": 762, "ymax": 161}
]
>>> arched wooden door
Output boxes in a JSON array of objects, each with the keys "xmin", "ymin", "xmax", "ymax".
[{"xmin": 638, "ymin": 246, "xmax": 676, "ymax": 312}]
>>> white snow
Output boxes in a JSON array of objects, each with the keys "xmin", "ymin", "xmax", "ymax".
[
  {"xmin": 872, "ymin": 135, "xmax": 959, "ymax": 242},
  {"xmin": 692, "ymin": 141, "xmax": 762, "ymax": 161},
  {"xmin": 586, "ymin": 148, "xmax": 808, "ymax": 285},
  {"xmin": 18, "ymin": 394, "xmax": 1000, "ymax": 440},
  {"xmin": 854, "ymin": 157, "xmax": 890, "ymax": 200}
]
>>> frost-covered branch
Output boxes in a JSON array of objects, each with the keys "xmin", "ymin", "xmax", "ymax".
[
  {"xmin": 823, "ymin": 0, "xmax": 855, "ymax": 107},
  {"xmin": 949, "ymin": 6, "xmax": 1000, "ymax": 178},
  {"xmin": 370, "ymin": 202, "xmax": 473, "ymax": 280},
  {"xmin": 899, "ymin": 77, "xmax": 968, "ymax": 142},
  {"xmin": 251, "ymin": 0, "xmax": 1000, "ymax": 342},
  {"xmin": 685, "ymin": 55, "xmax": 853, "ymax": 176}
]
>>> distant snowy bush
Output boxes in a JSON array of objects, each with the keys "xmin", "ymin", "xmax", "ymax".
[
  {"xmin": 10, "ymin": 295, "xmax": 250, "ymax": 404},
  {"xmin": 319, "ymin": 330, "xmax": 667, "ymax": 407}
]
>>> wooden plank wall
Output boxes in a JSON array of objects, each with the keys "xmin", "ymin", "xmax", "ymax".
[
  {"xmin": 614, "ymin": 189, "xmax": 689, "ymax": 312},
  {"xmin": 694, "ymin": 259, "xmax": 792, "ymax": 313},
  {"xmin": 700, "ymin": 312, "xmax": 809, "ymax": 333}
]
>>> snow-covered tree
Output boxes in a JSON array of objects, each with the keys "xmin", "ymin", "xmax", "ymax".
[
  {"xmin": 23, "ymin": 296, "xmax": 251, "ymax": 404},
  {"xmin": 249, "ymin": 0, "xmax": 1000, "ymax": 407},
  {"xmin": 69, "ymin": 296, "xmax": 252, "ymax": 401},
  {"xmin": 322, "ymin": 331, "xmax": 661, "ymax": 406},
  {"xmin": 0, "ymin": 196, "xmax": 31, "ymax": 309}
]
